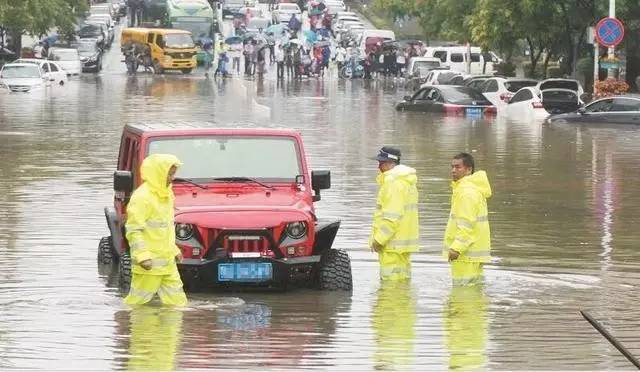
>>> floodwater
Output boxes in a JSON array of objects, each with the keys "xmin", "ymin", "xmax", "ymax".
[{"xmin": 2, "ymin": 28, "xmax": 640, "ymax": 372}]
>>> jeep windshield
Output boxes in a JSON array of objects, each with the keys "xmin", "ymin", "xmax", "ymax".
[{"xmin": 148, "ymin": 136, "xmax": 301, "ymax": 182}]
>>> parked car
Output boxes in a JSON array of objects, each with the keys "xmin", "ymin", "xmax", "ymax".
[
  {"xmin": 272, "ymin": 3, "xmax": 301, "ymax": 23},
  {"xmin": 48, "ymin": 47, "xmax": 82, "ymax": 75},
  {"xmin": 77, "ymin": 22, "xmax": 107, "ymax": 49},
  {"xmin": 87, "ymin": 13, "xmax": 115, "ymax": 29},
  {"xmin": 463, "ymin": 75, "xmax": 494, "ymax": 91},
  {"xmin": 404, "ymin": 57, "xmax": 442, "ymax": 90},
  {"xmin": 480, "ymin": 77, "xmax": 538, "ymax": 108},
  {"xmin": 99, "ymin": 124, "xmax": 353, "ymax": 291},
  {"xmin": 222, "ymin": 0, "xmax": 245, "ymax": 17},
  {"xmin": 77, "ymin": 39, "xmax": 104, "ymax": 72},
  {"xmin": 332, "ymin": 14, "xmax": 360, "ymax": 32},
  {"xmin": 420, "ymin": 69, "xmax": 460, "ymax": 87},
  {"xmin": 505, "ymin": 86, "xmax": 581, "ymax": 120},
  {"xmin": 0, "ymin": 63, "xmax": 51, "ymax": 93},
  {"xmin": 86, "ymin": 18, "xmax": 114, "ymax": 47},
  {"xmin": 12, "ymin": 58, "xmax": 68, "ymax": 85},
  {"xmin": 396, "ymin": 85, "xmax": 496, "ymax": 116},
  {"xmin": 535, "ymin": 78, "xmax": 585, "ymax": 101},
  {"xmin": 547, "ymin": 96, "xmax": 640, "ymax": 125}
]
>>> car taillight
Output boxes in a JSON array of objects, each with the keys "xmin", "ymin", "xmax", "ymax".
[
  {"xmin": 443, "ymin": 104, "xmax": 464, "ymax": 114},
  {"xmin": 499, "ymin": 93, "xmax": 513, "ymax": 102},
  {"xmin": 484, "ymin": 106, "xmax": 497, "ymax": 114},
  {"xmin": 532, "ymin": 102, "xmax": 544, "ymax": 109}
]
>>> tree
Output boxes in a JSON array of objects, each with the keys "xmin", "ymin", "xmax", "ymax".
[{"xmin": 0, "ymin": 0, "xmax": 88, "ymax": 53}]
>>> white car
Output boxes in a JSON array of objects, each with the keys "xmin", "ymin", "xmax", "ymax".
[
  {"xmin": 0, "ymin": 63, "xmax": 51, "ymax": 93},
  {"xmin": 12, "ymin": 58, "xmax": 68, "ymax": 85},
  {"xmin": 420, "ymin": 69, "xmax": 460, "ymax": 87},
  {"xmin": 87, "ymin": 13, "xmax": 115, "ymax": 29},
  {"xmin": 504, "ymin": 86, "xmax": 581, "ymax": 120},
  {"xmin": 272, "ymin": 3, "xmax": 301, "ymax": 24},
  {"xmin": 534, "ymin": 78, "xmax": 584, "ymax": 100},
  {"xmin": 48, "ymin": 47, "xmax": 82, "ymax": 75},
  {"xmin": 333, "ymin": 14, "xmax": 360, "ymax": 31},
  {"xmin": 480, "ymin": 78, "xmax": 538, "ymax": 109}
]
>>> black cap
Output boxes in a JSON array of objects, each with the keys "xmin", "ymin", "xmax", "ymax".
[{"xmin": 373, "ymin": 146, "xmax": 401, "ymax": 163}]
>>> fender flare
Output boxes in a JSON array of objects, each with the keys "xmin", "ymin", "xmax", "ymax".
[
  {"xmin": 104, "ymin": 207, "xmax": 125, "ymax": 257},
  {"xmin": 312, "ymin": 219, "xmax": 341, "ymax": 255}
]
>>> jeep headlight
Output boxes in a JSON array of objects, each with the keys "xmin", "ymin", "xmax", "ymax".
[
  {"xmin": 286, "ymin": 221, "xmax": 307, "ymax": 239},
  {"xmin": 164, "ymin": 55, "xmax": 172, "ymax": 63},
  {"xmin": 175, "ymin": 223, "xmax": 194, "ymax": 240}
]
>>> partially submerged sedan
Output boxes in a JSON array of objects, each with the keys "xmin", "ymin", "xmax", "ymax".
[
  {"xmin": 505, "ymin": 86, "xmax": 582, "ymax": 120},
  {"xmin": 547, "ymin": 96, "xmax": 640, "ymax": 125},
  {"xmin": 396, "ymin": 85, "xmax": 496, "ymax": 116}
]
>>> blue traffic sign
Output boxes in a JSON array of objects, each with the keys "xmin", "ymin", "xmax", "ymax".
[{"xmin": 595, "ymin": 17, "xmax": 625, "ymax": 48}]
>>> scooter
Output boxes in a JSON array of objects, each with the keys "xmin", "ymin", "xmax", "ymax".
[{"xmin": 339, "ymin": 57, "xmax": 364, "ymax": 79}]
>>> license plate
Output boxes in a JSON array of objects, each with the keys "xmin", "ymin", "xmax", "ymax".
[
  {"xmin": 218, "ymin": 262, "xmax": 273, "ymax": 282},
  {"xmin": 465, "ymin": 107, "xmax": 483, "ymax": 116}
]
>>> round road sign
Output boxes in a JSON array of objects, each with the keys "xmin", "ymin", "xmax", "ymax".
[{"xmin": 595, "ymin": 17, "xmax": 625, "ymax": 48}]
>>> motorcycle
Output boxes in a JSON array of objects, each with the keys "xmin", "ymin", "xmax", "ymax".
[{"xmin": 339, "ymin": 57, "xmax": 365, "ymax": 79}]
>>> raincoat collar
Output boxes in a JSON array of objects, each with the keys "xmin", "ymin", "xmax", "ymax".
[
  {"xmin": 140, "ymin": 154, "xmax": 182, "ymax": 199},
  {"xmin": 377, "ymin": 164, "xmax": 417, "ymax": 186},
  {"xmin": 451, "ymin": 170, "xmax": 492, "ymax": 198}
]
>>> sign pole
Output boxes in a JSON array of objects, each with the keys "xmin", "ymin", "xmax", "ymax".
[
  {"xmin": 594, "ymin": 41, "xmax": 599, "ymax": 96},
  {"xmin": 608, "ymin": 0, "xmax": 616, "ymax": 78}
]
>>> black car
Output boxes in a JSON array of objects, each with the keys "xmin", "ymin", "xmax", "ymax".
[
  {"xmin": 77, "ymin": 39, "xmax": 103, "ymax": 72},
  {"xmin": 547, "ymin": 96, "xmax": 640, "ymax": 125},
  {"xmin": 77, "ymin": 23, "xmax": 107, "ymax": 49},
  {"xmin": 396, "ymin": 85, "xmax": 496, "ymax": 116}
]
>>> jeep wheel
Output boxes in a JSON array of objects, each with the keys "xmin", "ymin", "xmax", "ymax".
[
  {"xmin": 97, "ymin": 236, "xmax": 114, "ymax": 264},
  {"xmin": 317, "ymin": 249, "xmax": 353, "ymax": 291},
  {"xmin": 119, "ymin": 253, "xmax": 132, "ymax": 293}
]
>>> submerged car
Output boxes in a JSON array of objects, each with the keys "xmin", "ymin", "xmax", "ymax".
[
  {"xmin": 396, "ymin": 85, "xmax": 496, "ymax": 116},
  {"xmin": 0, "ymin": 63, "xmax": 51, "ymax": 93},
  {"xmin": 48, "ymin": 47, "xmax": 82, "ymax": 75},
  {"xmin": 99, "ymin": 123, "xmax": 353, "ymax": 292},
  {"xmin": 12, "ymin": 58, "xmax": 68, "ymax": 85},
  {"xmin": 547, "ymin": 96, "xmax": 640, "ymax": 125},
  {"xmin": 505, "ymin": 86, "xmax": 581, "ymax": 120},
  {"xmin": 77, "ymin": 39, "xmax": 103, "ymax": 72},
  {"xmin": 480, "ymin": 77, "xmax": 538, "ymax": 108}
]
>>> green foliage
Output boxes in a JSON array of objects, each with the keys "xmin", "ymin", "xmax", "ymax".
[
  {"xmin": 494, "ymin": 61, "xmax": 516, "ymax": 77},
  {"xmin": 0, "ymin": 0, "xmax": 87, "ymax": 38}
]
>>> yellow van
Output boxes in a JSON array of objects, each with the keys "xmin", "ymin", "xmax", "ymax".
[{"xmin": 121, "ymin": 28, "xmax": 197, "ymax": 74}]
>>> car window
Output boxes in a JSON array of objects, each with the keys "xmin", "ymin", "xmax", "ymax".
[
  {"xmin": 156, "ymin": 34, "xmax": 164, "ymax": 47},
  {"xmin": 428, "ymin": 89, "xmax": 443, "ymax": 102},
  {"xmin": 505, "ymin": 80, "xmax": 538, "ymax": 93},
  {"xmin": 470, "ymin": 53, "xmax": 481, "ymax": 62},
  {"xmin": 433, "ymin": 51, "xmax": 447, "ymax": 63},
  {"xmin": 42, "ymin": 63, "xmax": 50, "ymax": 73},
  {"xmin": 483, "ymin": 79, "xmax": 499, "ymax": 93},
  {"xmin": 49, "ymin": 63, "xmax": 59, "ymax": 72},
  {"xmin": 586, "ymin": 99, "xmax": 614, "ymax": 113},
  {"xmin": 610, "ymin": 98, "xmax": 640, "ymax": 112},
  {"xmin": 412, "ymin": 88, "xmax": 430, "ymax": 100},
  {"xmin": 450, "ymin": 53, "xmax": 463, "ymax": 63},
  {"xmin": 147, "ymin": 33, "xmax": 154, "ymax": 44},
  {"xmin": 509, "ymin": 89, "xmax": 533, "ymax": 103}
]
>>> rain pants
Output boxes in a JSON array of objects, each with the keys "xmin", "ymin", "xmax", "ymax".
[
  {"xmin": 444, "ymin": 284, "xmax": 488, "ymax": 370},
  {"xmin": 443, "ymin": 171, "xmax": 492, "ymax": 286},
  {"xmin": 370, "ymin": 164, "xmax": 420, "ymax": 281},
  {"xmin": 124, "ymin": 154, "xmax": 188, "ymax": 306}
]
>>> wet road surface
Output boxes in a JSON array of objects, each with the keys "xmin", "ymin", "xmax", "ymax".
[{"xmin": 1, "ymin": 18, "xmax": 640, "ymax": 372}]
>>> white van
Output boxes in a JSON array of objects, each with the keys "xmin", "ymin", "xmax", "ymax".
[
  {"xmin": 358, "ymin": 29, "xmax": 395, "ymax": 55},
  {"xmin": 424, "ymin": 46, "xmax": 499, "ymax": 75}
]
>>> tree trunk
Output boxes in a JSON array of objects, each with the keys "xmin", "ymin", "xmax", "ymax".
[
  {"xmin": 542, "ymin": 51, "xmax": 551, "ymax": 79},
  {"xmin": 8, "ymin": 29, "xmax": 23, "ymax": 57}
]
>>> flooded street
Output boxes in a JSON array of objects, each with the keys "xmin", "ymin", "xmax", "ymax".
[{"xmin": 2, "ymin": 32, "xmax": 640, "ymax": 371}]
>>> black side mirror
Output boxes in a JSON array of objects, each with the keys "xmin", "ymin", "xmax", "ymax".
[
  {"xmin": 311, "ymin": 170, "xmax": 331, "ymax": 202},
  {"xmin": 114, "ymin": 170, "xmax": 133, "ymax": 193},
  {"xmin": 403, "ymin": 95, "xmax": 412, "ymax": 101}
]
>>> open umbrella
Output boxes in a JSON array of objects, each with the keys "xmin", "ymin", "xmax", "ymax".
[
  {"xmin": 303, "ymin": 30, "xmax": 317, "ymax": 43},
  {"xmin": 316, "ymin": 28, "xmax": 330, "ymax": 39},
  {"xmin": 309, "ymin": 8, "xmax": 323, "ymax": 16},
  {"xmin": 225, "ymin": 36, "xmax": 242, "ymax": 45},
  {"xmin": 241, "ymin": 32, "xmax": 258, "ymax": 41},
  {"xmin": 265, "ymin": 23, "xmax": 288, "ymax": 35}
]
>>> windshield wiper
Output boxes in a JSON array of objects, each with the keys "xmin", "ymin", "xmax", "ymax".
[
  {"xmin": 173, "ymin": 177, "xmax": 208, "ymax": 189},
  {"xmin": 212, "ymin": 177, "xmax": 274, "ymax": 190}
]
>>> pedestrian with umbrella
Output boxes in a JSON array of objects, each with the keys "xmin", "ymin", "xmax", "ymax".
[
  {"xmin": 225, "ymin": 36, "xmax": 243, "ymax": 76},
  {"xmin": 288, "ymin": 14, "xmax": 301, "ymax": 39}
]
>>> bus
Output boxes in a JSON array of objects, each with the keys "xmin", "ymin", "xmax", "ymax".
[{"xmin": 166, "ymin": 0, "xmax": 217, "ymax": 63}]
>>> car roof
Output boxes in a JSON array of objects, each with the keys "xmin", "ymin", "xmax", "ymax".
[{"xmin": 125, "ymin": 123, "xmax": 301, "ymax": 138}]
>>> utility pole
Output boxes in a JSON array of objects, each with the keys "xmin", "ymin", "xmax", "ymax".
[{"xmin": 607, "ymin": 0, "xmax": 616, "ymax": 78}]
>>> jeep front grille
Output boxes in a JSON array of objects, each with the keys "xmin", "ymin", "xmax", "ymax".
[{"xmin": 223, "ymin": 236, "xmax": 269, "ymax": 253}]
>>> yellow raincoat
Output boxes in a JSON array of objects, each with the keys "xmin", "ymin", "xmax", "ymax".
[
  {"xmin": 124, "ymin": 154, "xmax": 188, "ymax": 306},
  {"xmin": 443, "ymin": 171, "xmax": 492, "ymax": 285},
  {"xmin": 370, "ymin": 164, "xmax": 420, "ymax": 281}
]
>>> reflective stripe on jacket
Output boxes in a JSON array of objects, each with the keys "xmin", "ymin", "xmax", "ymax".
[
  {"xmin": 370, "ymin": 164, "xmax": 420, "ymax": 253},
  {"xmin": 126, "ymin": 154, "xmax": 182, "ymax": 275},
  {"xmin": 443, "ymin": 170, "xmax": 492, "ymax": 263}
]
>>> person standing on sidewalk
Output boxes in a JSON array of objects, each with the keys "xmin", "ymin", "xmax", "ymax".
[
  {"xmin": 124, "ymin": 154, "xmax": 188, "ymax": 306},
  {"xmin": 275, "ymin": 42, "xmax": 285, "ymax": 79},
  {"xmin": 370, "ymin": 147, "xmax": 420, "ymax": 282},
  {"xmin": 444, "ymin": 153, "xmax": 492, "ymax": 286}
]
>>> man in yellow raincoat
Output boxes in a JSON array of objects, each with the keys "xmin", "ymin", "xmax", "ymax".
[
  {"xmin": 370, "ymin": 147, "xmax": 420, "ymax": 281},
  {"xmin": 443, "ymin": 152, "xmax": 492, "ymax": 286},
  {"xmin": 124, "ymin": 153, "xmax": 188, "ymax": 306}
]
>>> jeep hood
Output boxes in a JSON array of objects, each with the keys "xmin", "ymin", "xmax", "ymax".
[{"xmin": 173, "ymin": 189, "xmax": 313, "ymax": 229}]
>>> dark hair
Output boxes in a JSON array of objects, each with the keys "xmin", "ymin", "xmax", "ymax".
[{"xmin": 453, "ymin": 152, "xmax": 475, "ymax": 173}]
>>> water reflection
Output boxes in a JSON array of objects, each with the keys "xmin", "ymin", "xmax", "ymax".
[
  {"xmin": 372, "ymin": 281, "xmax": 417, "ymax": 370},
  {"xmin": 444, "ymin": 285, "xmax": 488, "ymax": 371}
]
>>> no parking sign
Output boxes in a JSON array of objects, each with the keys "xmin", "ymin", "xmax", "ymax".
[{"xmin": 595, "ymin": 17, "xmax": 625, "ymax": 48}]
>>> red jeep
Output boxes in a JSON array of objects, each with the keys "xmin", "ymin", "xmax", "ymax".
[{"xmin": 98, "ymin": 123, "xmax": 352, "ymax": 291}]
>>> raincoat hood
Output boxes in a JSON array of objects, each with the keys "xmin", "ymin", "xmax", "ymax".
[
  {"xmin": 453, "ymin": 170, "xmax": 492, "ymax": 199},
  {"xmin": 377, "ymin": 164, "xmax": 418, "ymax": 186},
  {"xmin": 140, "ymin": 154, "xmax": 182, "ymax": 199}
]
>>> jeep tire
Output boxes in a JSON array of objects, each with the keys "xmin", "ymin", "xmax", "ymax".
[
  {"xmin": 97, "ymin": 236, "xmax": 114, "ymax": 264},
  {"xmin": 317, "ymin": 249, "xmax": 353, "ymax": 291},
  {"xmin": 119, "ymin": 253, "xmax": 132, "ymax": 293}
]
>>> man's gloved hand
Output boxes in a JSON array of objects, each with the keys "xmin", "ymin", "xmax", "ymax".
[{"xmin": 139, "ymin": 259, "xmax": 152, "ymax": 270}]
